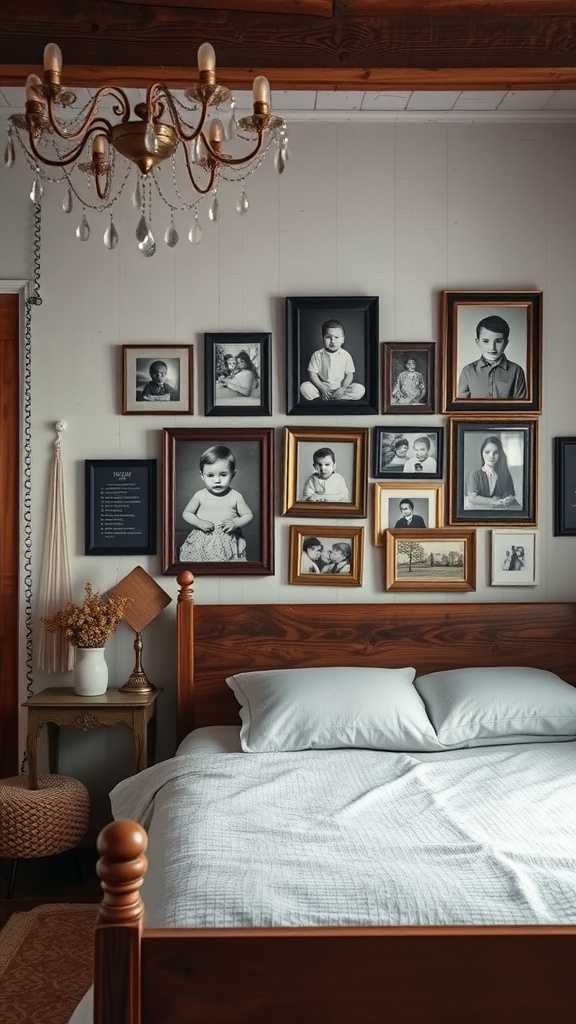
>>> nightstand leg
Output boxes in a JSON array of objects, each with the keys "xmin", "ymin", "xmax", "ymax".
[
  {"xmin": 47, "ymin": 723, "xmax": 59, "ymax": 775},
  {"xmin": 133, "ymin": 716, "xmax": 148, "ymax": 773},
  {"xmin": 26, "ymin": 717, "xmax": 41, "ymax": 790}
]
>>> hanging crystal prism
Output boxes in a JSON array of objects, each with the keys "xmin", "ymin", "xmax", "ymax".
[
  {"xmin": 103, "ymin": 216, "xmax": 119, "ymax": 250},
  {"xmin": 164, "ymin": 220, "xmax": 179, "ymax": 247},
  {"xmin": 61, "ymin": 186, "xmax": 73, "ymax": 213},
  {"xmin": 138, "ymin": 230, "xmax": 156, "ymax": 257},
  {"xmin": 144, "ymin": 121, "xmax": 156, "ymax": 154},
  {"xmin": 225, "ymin": 100, "xmax": 237, "ymax": 141},
  {"xmin": 236, "ymin": 190, "xmax": 249, "ymax": 216},
  {"xmin": 191, "ymin": 135, "xmax": 205, "ymax": 164},
  {"xmin": 188, "ymin": 213, "xmax": 202, "ymax": 245},
  {"xmin": 136, "ymin": 214, "xmax": 149, "ymax": 243},
  {"xmin": 274, "ymin": 144, "xmax": 287, "ymax": 175},
  {"xmin": 131, "ymin": 179, "xmax": 142, "ymax": 208},
  {"xmin": 3, "ymin": 134, "xmax": 15, "ymax": 168},
  {"xmin": 208, "ymin": 192, "xmax": 219, "ymax": 223},
  {"xmin": 75, "ymin": 212, "xmax": 90, "ymax": 241},
  {"xmin": 30, "ymin": 175, "xmax": 44, "ymax": 203}
]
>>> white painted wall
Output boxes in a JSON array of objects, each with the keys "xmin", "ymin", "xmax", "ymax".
[{"xmin": 2, "ymin": 123, "xmax": 576, "ymax": 813}]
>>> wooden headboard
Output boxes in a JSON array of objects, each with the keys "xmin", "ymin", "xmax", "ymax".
[{"xmin": 175, "ymin": 573, "xmax": 576, "ymax": 739}]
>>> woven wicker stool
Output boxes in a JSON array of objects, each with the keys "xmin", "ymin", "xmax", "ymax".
[{"xmin": 0, "ymin": 774, "xmax": 90, "ymax": 898}]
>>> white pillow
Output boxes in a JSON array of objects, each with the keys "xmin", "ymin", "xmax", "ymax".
[
  {"xmin": 414, "ymin": 667, "xmax": 576, "ymax": 748},
  {"xmin": 225, "ymin": 666, "xmax": 441, "ymax": 753}
]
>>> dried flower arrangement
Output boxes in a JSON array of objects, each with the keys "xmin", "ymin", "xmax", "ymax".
[{"xmin": 42, "ymin": 582, "xmax": 129, "ymax": 649}]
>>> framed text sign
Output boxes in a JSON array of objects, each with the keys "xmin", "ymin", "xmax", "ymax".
[{"xmin": 85, "ymin": 459, "xmax": 157, "ymax": 555}]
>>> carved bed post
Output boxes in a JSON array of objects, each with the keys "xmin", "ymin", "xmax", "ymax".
[
  {"xmin": 94, "ymin": 820, "xmax": 148, "ymax": 1024},
  {"xmin": 176, "ymin": 570, "xmax": 195, "ymax": 742}
]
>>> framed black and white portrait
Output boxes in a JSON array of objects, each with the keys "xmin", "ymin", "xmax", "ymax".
[
  {"xmin": 383, "ymin": 341, "xmax": 436, "ymax": 414},
  {"xmin": 286, "ymin": 296, "xmax": 379, "ymax": 415},
  {"xmin": 162, "ymin": 427, "xmax": 274, "ymax": 575},
  {"xmin": 122, "ymin": 345, "xmax": 193, "ymax": 414},
  {"xmin": 491, "ymin": 530, "xmax": 538, "ymax": 586},
  {"xmin": 289, "ymin": 525, "xmax": 364, "ymax": 587},
  {"xmin": 442, "ymin": 290, "xmax": 542, "ymax": 414},
  {"xmin": 283, "ymin": 426, "xmax": 368, "ymax": 518},
  {"xmin": 554, "ymin": 437, "xmax": 576, "ymax": 536},
  {"xmin": 448, "ymin": 418, "xmax": 538, "ymax": 526},
  {"xmin": 373, "ymin": 427, "xmax": 444, "ymax": 481},
  {"xmin": 204, "ymin": 332, "xmax": 271, "ymax": 416},
  {"xmin": 373, "ymin": 482, "xmax": 444, "ymax": 545}
]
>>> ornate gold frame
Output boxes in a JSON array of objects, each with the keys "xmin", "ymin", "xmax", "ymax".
[
  {"xmin": 288, "ymin": 525, "xmax": 364, "ymax": 587},
  {"xmin": 372, "ymin": 481, "xmax": 444, "ymax": 546},
  {"xmin": 385, "ymin": 528, "xmax": 476, "ymax": 592},
  {"xmin": 282, "ymin": 426, "xmax": 368, "ymax": 518}
]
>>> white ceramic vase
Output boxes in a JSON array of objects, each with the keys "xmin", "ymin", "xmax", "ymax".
[{"xmin": 74, "ymin": 646, "xmax": 109, "ymax": 696}]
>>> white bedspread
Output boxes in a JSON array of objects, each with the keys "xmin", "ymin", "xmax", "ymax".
[{"xmin": 111, "ymin": 743, "xmax": 576, "ymax": 929}]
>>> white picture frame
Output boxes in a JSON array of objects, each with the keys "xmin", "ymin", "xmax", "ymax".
[{"xmin": 490, "ymin": 530, "xmax": 538, "ymax": 586}]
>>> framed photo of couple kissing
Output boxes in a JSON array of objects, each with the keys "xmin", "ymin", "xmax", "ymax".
[
  {"xmin": 442, "ymin": 290, "xmax": 542, "ymax": 415},
  {"xmin": 289, "ymin": 525, "xmax": 364, "ymax": 587}
]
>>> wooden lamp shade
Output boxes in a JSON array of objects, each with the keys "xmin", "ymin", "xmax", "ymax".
[{"xmin": 108, "ymin": 567, "xmax": 171, "ymax": 692}]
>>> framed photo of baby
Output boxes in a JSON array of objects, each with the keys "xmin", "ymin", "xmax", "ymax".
[
  {"xmin": 289, "ymin": 525, "xmax": 364, "ymax": 587},
  {"xmin": 162, "ymin": 427, "xmax": 274, "ymax": 575},
  {"xmin": 282, "ymin": 426, "xmax": 368, "ymax": 518},
  {"xmin": 122, "ymin": 345, "xmax": 193, "ymax": 414},
  {"xmin": 448, "ymin": 418, "xmax": 538, "ymax": 526},
  {"xmin": 442, "ymin": 290, "xmax": 542, "ymax": 414},
  {"xmin": 286, "ymin": 296, "xmax": 379, "ymax": 415},
  {"xmin": 204, "ymin": 332, "xmax": 271, "ymax": 416},
  {"xmin": 383, "ymin": 341, "xmax": 437, "ymax": 414}
]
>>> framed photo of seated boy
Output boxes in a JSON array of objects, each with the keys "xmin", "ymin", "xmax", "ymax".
[
  {"xmin": 448, "ymin": 418, "xmax": 538, "ymax": 526},
  {"xmin": 122, "ymin": 344, "xmax": 193, "ymax": 414},
  {"xmin": 373, "ymin": 481, "xmax": 444, "ymax": 546},
  {"xmin": 204, "ymin": 332, "xmax": 271, "ymax": 417},
  {"xmin": 289, "ymin": 525, "xmax": 364, "ymax": 587},
  {"xmin": 383, "ymin": 341, "xmax": 437, "ymax": 415},
  {"xmin": 442, "ymin": 290, "xmax": 542, "ymax": 414},
  {"xmin": 162, "ymin": 426, "xmax": 274, "ymax": 576},
  {"xmin": 286, "ymin": 296, "xmax": 379, "ymax": 415},
  {"xmin": 373, "ymin": 427, "xmax": 444, "ymax": 481},
  {"xmin": 282, "ymin": 426, "xmax": 368, "ymax": 518},
  {"xmin": 385, "ymin": 528, "xmax": 476, "ymax": 592}
]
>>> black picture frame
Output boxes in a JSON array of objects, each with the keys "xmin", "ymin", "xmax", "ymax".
[
  {"xmin": 286, "ymin": 296, "xmax": 379, "ymax": 415},
  {"xmin": 85, "ymin": 459, "xmax": 157, "ymax": 555},
  {"xmin": 373, "ymin": 427, "xmax": 444, "ymax": 480},
  {"xmin": 554, "ymin": 437, "xmax": 576, "ymax": 536},
  {"xmin": 204, "ymin": 332, "xmax": 272, "ymax": 417}
]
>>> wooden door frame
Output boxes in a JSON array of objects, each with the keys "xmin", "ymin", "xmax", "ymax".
[{"xmin": 0, "ymin": 281, "xmax": 28, "ymax": 778}]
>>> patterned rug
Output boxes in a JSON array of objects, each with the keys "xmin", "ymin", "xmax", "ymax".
[{"xmin": 0, "ymin": 903, "xmax": 96, "ymax": 1024}]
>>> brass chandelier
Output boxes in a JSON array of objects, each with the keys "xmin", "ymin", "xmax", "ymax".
[{"xmin": 4, "ymin": 42, "xmax": 289, "ymax": 254}]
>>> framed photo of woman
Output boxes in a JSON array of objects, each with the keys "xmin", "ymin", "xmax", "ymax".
[
  {"xmin": 382, "ymin": 341, "xmax": 437, "ymax": 415},
  {"xmin": 442, "ymin": 290, "xmax": 542, "ymax": 414},
  {"xmin": 204, "ymin": 333, "xmax": 271, "ymax": 416},
  {"xmin": 448, "ymin": 418, "xmax": 538, "ymax": 526}
]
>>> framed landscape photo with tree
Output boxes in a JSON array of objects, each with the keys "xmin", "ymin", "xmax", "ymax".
[{"xmin": 385, "ymin": 528, "xmax": 476, "ymax": 592}]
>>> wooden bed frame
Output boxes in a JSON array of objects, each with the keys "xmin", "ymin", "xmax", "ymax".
[{"xmin": 94, "ymin": 572, "xmax": 576, "ymax": 1024}]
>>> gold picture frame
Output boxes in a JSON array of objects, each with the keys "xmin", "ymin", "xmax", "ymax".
[
  {"xmin": 282, "ymin": 426, "xmax": 368, "ymax": 518},
  {"xmin": 385, "ymin": 528, "xmax": 476, "ymax": 592},
  {"xmin": 373, "ymin": 481, "xmax": 444, "ymax": 546},
  {"xmin": 289, "ymin": 525, "xmax": 364, "ymax": 587}
]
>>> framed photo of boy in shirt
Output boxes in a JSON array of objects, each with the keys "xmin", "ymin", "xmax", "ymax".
[
  {"xmin": 282, "ymin": 426, "xmax": 368, "ymax": 518},
  {"xmin": 442, "ymin": 291, "xmax": 542, "ymax": 414}
]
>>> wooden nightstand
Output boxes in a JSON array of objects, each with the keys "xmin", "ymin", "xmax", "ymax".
[{"xmin": 23, "ymin": 688, "xmax": 159, "ymax": 790}]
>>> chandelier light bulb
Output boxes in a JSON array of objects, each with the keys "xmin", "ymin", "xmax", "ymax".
[
  {"xmin": 208, "ymin": 118, "xmax": 224, "ymax": 145},
  {"xmin": 25, "ymin": 73, "xmax": 44, "ymax": 103},
  {"xmin": 198, "ymin": 42, "xmax": 216, "ymax": 73},
  {"xmin": 92, "ymin": 134, "xmax": 106, "ymax": 157},
  {"xmin": 43, "ymin": 43, "xmax": 63, "ymax": 75},
  {"xmin": 252, "ymin": 76, "xmax": 271, "ymax": 108}
]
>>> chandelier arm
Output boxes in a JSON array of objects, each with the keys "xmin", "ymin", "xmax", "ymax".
[
  {"xmin": 45, "ymin": 86, "xmax": 130, "ymax": 141},
  {"xmin": 182, "ymin": 141, "xmax": 216, "ymax": 195},
  {"xmin": 203, "ymin": 129, "xmax": 264, "ymax": 167},
  {"xmin": 149, "ymin": 83, "xmax": 208, "ymax": 143},
  {"xmin": 27, "ymin": 123, "xmax": 105, "ymax": 168}
]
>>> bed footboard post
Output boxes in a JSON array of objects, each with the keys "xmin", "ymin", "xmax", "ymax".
[
  {"xmin": 177, "ymin": 570, "xmax": 195, "ymax": 742},
  {"xmin": 94, "ymin": 820, "xmax": 148, "ymax": 1024}
]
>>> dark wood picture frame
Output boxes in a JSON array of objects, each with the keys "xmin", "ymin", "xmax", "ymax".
[
  {"xmin": 85, "ymin": 459, "xmax": 157, "ymax": 556},
  {"xmin": 162, "ymin": 426, "xmax": 274, "ymax": 576},
  {"xmin": 122, "ymin": 344, "xmax": 194, "ymax": 415},
  {"xmin": 448, "ymin": 417, "xmax": 538, "ymax": 526},
  {"xmin": 282, "ymin": 426, "xmax": 368, "ymax": 518},
  {"xmin": 382, "ymin": 341, "xmax": 437, "ymax": 415},
  {"xmin": 373, "ymin": 426, "xmax": 444, "ymax": 481},
  {"xmin": 442, "ymin": 290, "xmax": 542, "ymax": 415},
  {"xmin": 288, "ymin": 525, "xmax": 364, "ymax": 587},
  {"xmin": 204, "ymin": 332, "xmax": 272, "ymax": 417},
  {"xmin": 286, "ymin": 295, "xmax": 379, "ymax": 415},
  {"xmin": 554, "ymin": 437, "xmax": 576, "ymax": 536}
]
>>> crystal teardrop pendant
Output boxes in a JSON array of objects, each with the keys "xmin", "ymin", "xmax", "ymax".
[
  {"xmin": 225, "ymin": 102, "xmax": 237, "ymax": 141},
  {"xmin": 75, "ymin": 213, "xmax": 90, "ymax": 241},
  {"xmin": 188, "ymin": 216, "xmax": 202, "ymax": 245},
  {"xmin": 164, "ymin": 222, "xmax": 179, "ymax": 248},
  {"xmin": 62, "ymin": 186, "xmax": 73, "ymax": 213},
  {"xmin": 30, "ymin": 175, "xmax": 44, "ymax": 203},
  {"xmin": 131, "ymin": 179, "xmax": 142, "ymax": 208},
  {"xmin": 208, "ymin": 194, "xmax": 219, "ymax": 223},
  {"xmin": 236, "ymin": 190, "xmax": 249, "ymax": 216},
  {"xmin": 136, "ymin": 214, "xmax": 149, "ymax": 243},
  {"xmin": 144, "ymin": 122, "xmax": 156, "ymax": 154},
  {"xmin": 138, "ymin": 230, "xmax": 156, "ymax": 257},
  {"xmin": 3, "ymin": 135, "xmax": 15, "ymax": 168},
  {"xmin": 274, "ymin": 145, "xmax": 286, "ymax": 175},
  {"xmin": 191, "ymin": 135, "xmax": 205, "ymax": 164},
  {"xmin": 103, "ymin": 217, "xmax": 119, "ymax": 250}
]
